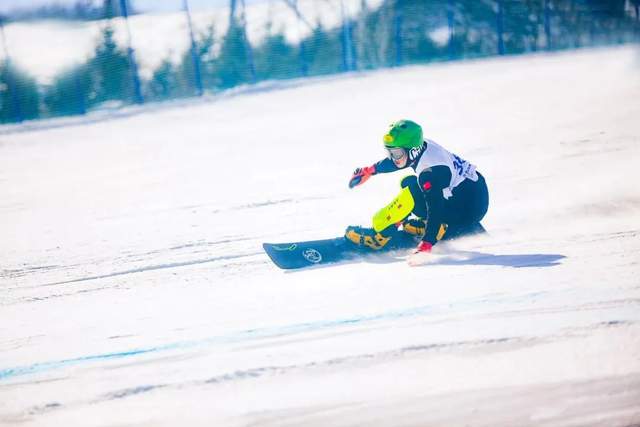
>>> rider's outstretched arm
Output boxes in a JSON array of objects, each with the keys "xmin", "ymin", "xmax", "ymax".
[{"xmin": 348, "ymin": 158, "xmax": 401, "ymax": 188}]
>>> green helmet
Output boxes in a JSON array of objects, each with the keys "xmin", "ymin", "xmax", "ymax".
[{"xmin": 383, "ymin": 119, "xmax": 423, "ymax": 149}]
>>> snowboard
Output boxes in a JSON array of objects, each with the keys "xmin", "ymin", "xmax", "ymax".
[
  {"xmin": 263, "ymin": 223, "xmax": 486, "ymax": 270},
  {"xmin": 263, "ymin": 231, "xmax": 419, "ymax": 270}
]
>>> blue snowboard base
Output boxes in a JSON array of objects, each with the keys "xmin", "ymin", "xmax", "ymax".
[
  {"xmin": 263, "ymin": 232, "xmax": 420, "ymax": 270},
  {"xmin": 263, "ymin": 223, "xmax": 486, "ymax": 270}
]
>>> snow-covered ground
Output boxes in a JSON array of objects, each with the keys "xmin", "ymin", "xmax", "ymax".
[{"xmin": 1, "ymin": 45, "xmax": 640, "ymax": 426}]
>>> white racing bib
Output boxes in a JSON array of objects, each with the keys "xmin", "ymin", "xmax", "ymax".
[{"xmin": 413, "ymin": 139, "xmax": 478, "ymax": 199}]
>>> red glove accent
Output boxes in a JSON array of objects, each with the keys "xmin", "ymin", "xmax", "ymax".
[
  {"xmin": 414, "ymin": 241, "xmax": 433, "ymax": 253},
  {"xmin": 349, "ymin": 165, "xmax": 376, "ymax": 188}
]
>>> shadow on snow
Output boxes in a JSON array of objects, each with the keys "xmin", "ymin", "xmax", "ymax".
[{"xmin": 289, "ymin": 250, "xmax": 566, "ymax": 271}]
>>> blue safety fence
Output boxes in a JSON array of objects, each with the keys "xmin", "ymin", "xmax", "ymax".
[{"xmin": 1, "ymin": 0, "xmax": 638, "ymax": 124}]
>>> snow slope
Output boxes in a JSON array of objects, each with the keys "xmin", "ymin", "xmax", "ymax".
[{"xmin": 1, "ymin": 45, "xmax": 640, "ymax": 426}]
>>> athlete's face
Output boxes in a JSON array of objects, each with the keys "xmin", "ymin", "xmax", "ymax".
[{"xmin": 386, "ymin": 147, "xmax": 408, "ymax": 168}]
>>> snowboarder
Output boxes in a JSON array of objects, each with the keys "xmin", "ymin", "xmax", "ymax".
[{"xmin": 345, "ymin": 119, "xmax": 489, "ymax": 258}]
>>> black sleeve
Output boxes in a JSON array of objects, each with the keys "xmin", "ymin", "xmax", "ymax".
[
  {"xmin": 417, "ymin": 166, "xmax": 452, "ymax": 245},
  {"xmin": 373, "ymin": 157, "xmax": 401, "ymax": 173}
]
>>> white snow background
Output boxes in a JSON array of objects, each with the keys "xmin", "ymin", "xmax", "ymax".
[{"xmin": 1, "ymin": 45, "xmax": 640, "ymax": 426}]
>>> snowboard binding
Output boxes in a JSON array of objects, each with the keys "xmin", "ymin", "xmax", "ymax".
[
  {"xmin": 345, "ymin": 225, "xmax": 395, "ymax": 251},
  {"xmin": 401, "ymin": 218, "xmax": 426, "ymax": 237}
]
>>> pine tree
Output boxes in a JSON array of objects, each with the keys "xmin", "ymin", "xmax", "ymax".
[
  {"xmin": 215, "ymin": 18, "xmax": 254, "ymax": 88},
  {"xmin": 88, "ymin": 25, "xmax": 132, "ymax": 104},
  {"xmin": 43, "ymin": 64, "xmax": 91, "ymax": 116},
  {"xmin": 0, "ymin": 61, "xmax": 40, "ymax": 123},
  {"xmin": 254, "ymin": 29, "xmax": 298, "ymax": 80}
]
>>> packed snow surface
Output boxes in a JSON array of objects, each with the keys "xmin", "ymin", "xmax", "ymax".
[{"xmin": 1, "ymin": 46, "xmax": 640, "ymax": 426}]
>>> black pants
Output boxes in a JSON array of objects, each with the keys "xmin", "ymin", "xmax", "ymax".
[
  {"xmin": 403, "ymin": 172, "xmax": 489, "ymax": 238},
  {"xmin": 447, "ymin": 172, "xmax": 488, "ymax": 223},
  {"xmin": 443, "ymin": 172, "xmax": 489, "ymax": 238}
]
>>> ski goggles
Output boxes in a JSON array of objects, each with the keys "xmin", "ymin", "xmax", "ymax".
[{"xmin": 385, "ymin": 146, "xmax": 407, "ymax": 161}]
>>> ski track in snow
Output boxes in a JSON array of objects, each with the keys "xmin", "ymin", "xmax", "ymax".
[
  {"xmin": 3, "ymin": 286, "xmax": 635, "ymax": 381},
  {"xmin": 1, "ymin": 46, "xmax": 640, "ymax": 426}
]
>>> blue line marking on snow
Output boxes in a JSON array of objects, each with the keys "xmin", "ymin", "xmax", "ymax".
[
  {"xmin": 0, "ymin": 349, "xmax": 158, "ymax": 380},
  {"xmin": 0, "ymin": 291, "xmax": 550, "ymax": 382}
]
